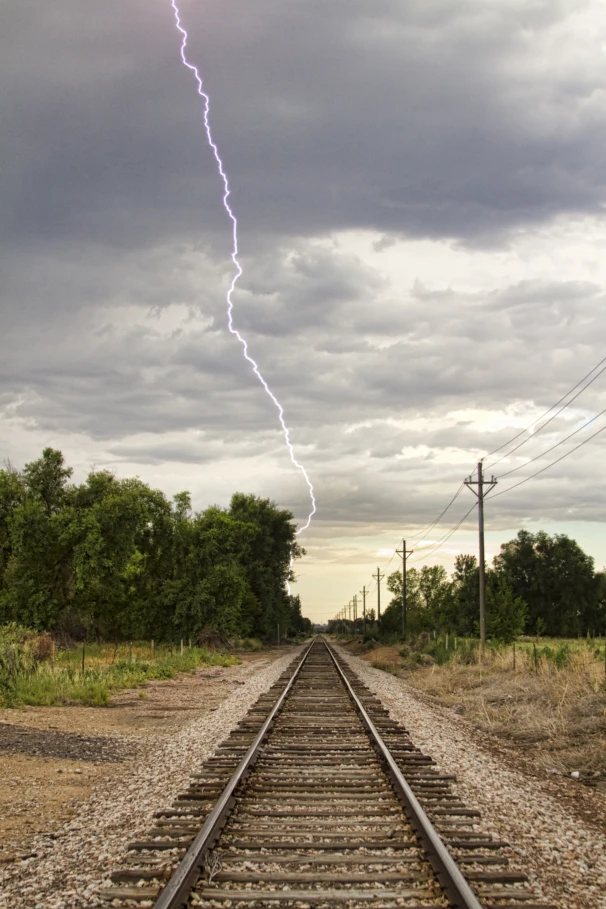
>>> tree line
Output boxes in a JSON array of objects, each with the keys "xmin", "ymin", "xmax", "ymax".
[
  {"xmin": 0, "ymin": 448, "xmax": 311, "ymax": 642},
  {"xmin": 332, "ymin": 531, "xmax": 606, "ymax": 642}
]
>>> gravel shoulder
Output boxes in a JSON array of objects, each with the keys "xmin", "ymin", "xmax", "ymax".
[
  {"xmin": 0, "ymin": 646, "xmax": 298, "ymax": 907},
  {"xmin": 337, "ymin": 644, "xmax": 606, "ymax": 909}
]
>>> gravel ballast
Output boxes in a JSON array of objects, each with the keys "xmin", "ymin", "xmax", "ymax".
[
  {"xmin": 0, "ymin": 649, "xmax": 299, "ymax": 909},
  {"xmin": 337, "ymin": 645, "xmax": 606, "ymax": 909}
]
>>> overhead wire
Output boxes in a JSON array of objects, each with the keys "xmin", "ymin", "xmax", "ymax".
[
  {"xmin": 347, "ymin": 355, "xmax": 606, "ymax": 611},
  {"xmin": 484, "ymin": 353, "xmax": 606, "ymax": 467},
  {"xmin": 405, "ymin": 483, "xmax": 466, "ymax": 542},
  {"xmin": 487, "ymin": 422, "xmax": 606, "ymax": 501},
  {"xmin": 496, "ymin": 406, "xmax": 606, "ymax": 480},
  {"xmin": 409, "ymin": 503, "xmax": 477, "ymax": 564}
]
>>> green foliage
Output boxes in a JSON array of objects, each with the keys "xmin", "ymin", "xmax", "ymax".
[
  {"xmin": 484, "ymin": 575, "xmax": 527, "ymax": 643},
  {"xmin": 0, "ymin": 623, "xmax": 39, "ymax": 700},
  {"xmin": 0, "ymin": 450, "xmax": 306, "ymax": 643},
  {"xmin": 0, "ymin": 642, "xmax": 238, "ymax": 707},
  {"xmin": 493, "ymin": 530, "xmax": 602, "ymax": 637},
  {"xmin": 376, "ymin": 529, "xmax": 603, "ymax": 643},
  {"xmin": 535, "ymin": 642, "xmax": 572, "ymax": 669}
]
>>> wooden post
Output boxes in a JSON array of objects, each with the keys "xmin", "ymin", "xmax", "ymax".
[
  {"xmin": 81, "ymin": 640, "xmax": 86, "ymax": 674},
  {"xmin": 277, "ymin": 624, "xmax": 280, "ymax": 645},
  {"xmin": 151, "ymin": 640, "xmax": 154, "ymax": 660},
  {"xmin": 129, "ymin": 641, "xmax": 133, "ymax": 664},
  {"xmin": 180, "ymin": 639, "xmax": 184, "ymax": 656},
  {"xmin": 513, "ymin": 641, "xmax": 516, "ymax": 671},
  {"xmin": 445, "ymin": 632, "xmax": 449, "ymax": 651},
  {"xmin": 533, "ymin": 642, "xmax": 538, "ymax": 674},
  {"xmin": 188, "ymin": 637, "xmax": 192, "ymax": 650}
]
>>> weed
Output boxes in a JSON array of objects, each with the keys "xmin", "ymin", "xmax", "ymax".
[{"xmin": 0, "ymin": 634, "xmax": 238, "ymax": 708}]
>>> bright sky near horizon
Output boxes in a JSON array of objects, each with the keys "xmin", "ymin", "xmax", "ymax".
[{"xmin": 2, "ymin": 1, "xmax": 606, "ymax": 622}]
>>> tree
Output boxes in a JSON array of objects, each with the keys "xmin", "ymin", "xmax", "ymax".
[
  {"xmin": 23, "ymin": 448, "xmax": 72, "ymax": 516},
  {"xmin": 383, "ymin": 566, "xmax": 449, "ymax": 635},
  {"xmin": 493, "ymin": 530, "xmax": 597, "ymax": 636},
  {"xmin": 0, "ymin": 451, "xmax": 310, "ymax": 641},
  {"xmin": 451, "ymin": 554, "xmax": 479, "ymax": 636},
  {"xmin": 484, "ymin": 574, "xmax": 526, "ymax": 642},
  {"xmin": 229, "ymin": 494, "xmax": 304, "ymax": 638}
]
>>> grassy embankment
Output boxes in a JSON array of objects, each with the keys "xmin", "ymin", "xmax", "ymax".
[
  {"xmin": 0, "ymin": 627, "xmax": 240, "ymax": 708},
  {"xmin": 349, "ymin": 635, "xmax": 606, "ymax": 779}
]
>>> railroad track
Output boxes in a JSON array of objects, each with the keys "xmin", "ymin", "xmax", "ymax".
[{"xmin": 101, "ymin": 638, "xmax": 556, "ymax": 909}]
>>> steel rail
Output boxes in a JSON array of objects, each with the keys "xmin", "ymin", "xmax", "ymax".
[
  {"xmin": 324, "ymin": 638, "xmax": 484, "ymax": 909},
  {"xmin": 152, "ymin": 639, "xmax": 315, "ymax": 909}
]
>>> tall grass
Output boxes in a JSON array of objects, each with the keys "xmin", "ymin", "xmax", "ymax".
[
  {"xmin": 0, "ymin": 633, "xmax": 238, "ymax": 708},
  {"xmin": 381, "ymin": 636, "xmax": 606, "ymax": 775}
]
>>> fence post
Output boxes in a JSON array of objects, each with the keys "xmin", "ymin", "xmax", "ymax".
[
  {"xmin": 151, "ymin": 640, "xmax": 154, "ymax": 660},
  {"xmin": 180, "ymin": 639, "xmax": 184, "ymax": 656},
  {"xmin": 81, "ymin": 640, "xmax": 86, "ymax": 674},
  {"xmin": 533, "ymin": 642, "xmax": 538, "ymax": 674},
  {"xmin": 512, "ymin": 641, "xmax": 516, "ymax": 671}
]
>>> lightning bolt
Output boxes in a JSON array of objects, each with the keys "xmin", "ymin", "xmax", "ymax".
[{"xmin": 169, "ymin": 1, "xmax": 316, "ymax": 554}]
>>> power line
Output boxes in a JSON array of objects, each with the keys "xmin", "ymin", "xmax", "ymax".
[
  {"xmin": 487, "ymin": 423, "xmax": 606, "ymax": 501},
  {"xmin": 409, "ymin": 503, "xmax": 477, "ymax": 564},
  {"xmin": 406, "ymin": 483, "xmax": 466, "ymax": 542},
  {"xmin": 497, "ymin": 406, "xmax": 606, "ymax": 479},
  {"xmin": 484, "ymin": 353, "xmax": 606, "ymax": 466},
  {"xmin": 367, "ymin": 481, "xmax": 466, "ymax": 585}
]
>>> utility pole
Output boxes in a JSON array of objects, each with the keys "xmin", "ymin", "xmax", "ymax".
[
  {"xmin": 373, "ymin": 567, "xmax": 384, "ymax": 626},
  {"xmin": 396, "ymin": 539, "xmax": 414, "ymax": 637},
  {"xmin": 464, "ymin": 461, "xmax": 497, "ymax": 646},
  {"xmin": 360, "ymin": 586, "xmax": 367, "ymax": 634},
  {"xmin": 353, "ymin": 594, "xmax": 358, "ymax": 632}
]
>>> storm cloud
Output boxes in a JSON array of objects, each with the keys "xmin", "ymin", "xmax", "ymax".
[{"xmin": 2, "ymin": 0, "xmax": 606, "ymax": 618}]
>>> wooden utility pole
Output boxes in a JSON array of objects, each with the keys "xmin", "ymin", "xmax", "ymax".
[
  {"xmin": 373, "ymin": 567, "xmax": 385, "ymax": 625},
  {"xmin": 464, "ymin": 461, "xmax": 497, "ymax": 645},
  {"xmin": 353, "ymin": 594, "xmax": 358, "ymax": 631},
  {"xmin": 360, "ymin": 586, "xmax": 367, "ymax": 634},
  {"xmin": 396, "ymin": 539, "xmax": 414, "ymax": 636}
]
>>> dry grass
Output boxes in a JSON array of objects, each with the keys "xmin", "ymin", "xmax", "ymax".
[{"xmin": 354, "ymin": 641, "xmax": 606, "ymax": 780}]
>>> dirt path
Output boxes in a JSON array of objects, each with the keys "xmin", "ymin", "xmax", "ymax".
[{"xmin": 0, "ymin": 650, "xmax": 281, "ymax": 865}]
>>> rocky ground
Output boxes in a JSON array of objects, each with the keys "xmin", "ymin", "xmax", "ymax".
[
  {"xmin": 2, "ymin": 639, "xmax": 604, "ymax": 908},
  {"xmin": 337, "ymin": 644, "xmax": 606, "ymax": 909},
  {"xmin": 0, "ymin": 647, "xmax": 297, "ymax": 907}
]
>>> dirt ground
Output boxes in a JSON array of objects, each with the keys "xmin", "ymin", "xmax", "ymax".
[{"xmin": 0, "ymin": 650, "xmax": 281, "ymax": 865}]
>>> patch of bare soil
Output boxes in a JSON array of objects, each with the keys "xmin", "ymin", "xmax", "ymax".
[{"xmin": 0, "ymin": 650, "xmax": 280, "ymax": 865}]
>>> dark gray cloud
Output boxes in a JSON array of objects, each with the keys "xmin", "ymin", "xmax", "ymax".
[
  {"xmin": 2, "ymin": 0, "xmax": 606, "ymax": 254},
  {"xmin": 3, "ymin": 0, "xmax": 606, "ymax": 617}
]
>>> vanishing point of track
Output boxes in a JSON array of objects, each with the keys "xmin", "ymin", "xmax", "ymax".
[{"xmin": 102, "ymin": 638, "xmax": 556, "ymax": 909}]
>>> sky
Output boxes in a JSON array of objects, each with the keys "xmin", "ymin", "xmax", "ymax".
[{"xmin": 2, "ymin": 0, "xmax": 606, "ymax": 623}]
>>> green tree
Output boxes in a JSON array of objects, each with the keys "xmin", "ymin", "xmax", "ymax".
[
  {"xmin": 451, "ymin": 554, "xmax": 479, "ymax": 636},
  {"xmin": 484, "ymin": 574, "xmax": 526, "ymax": 642},
  {"xmin": 229, "ymin": 494, "xmax": 303, "ymax": 638},
  {"xmin": 493, "ymin": 530, "xmax": 597, "ymax": 636},
  {"xmin": 23, "ymin": 448, "xmax": 73, "ymax": 516}
]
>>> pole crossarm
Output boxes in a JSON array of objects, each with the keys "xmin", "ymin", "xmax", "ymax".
[
  {"xmin": 396, "ymin": 539, "xmax": 414, "ymax": 636},
  {"xmin": 464, "ymin": 461, "xmax": 497, "ymax": 645},
  {"xmin": 372, "ymin": 567, "xmax": 385, "ymax": 624}
]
